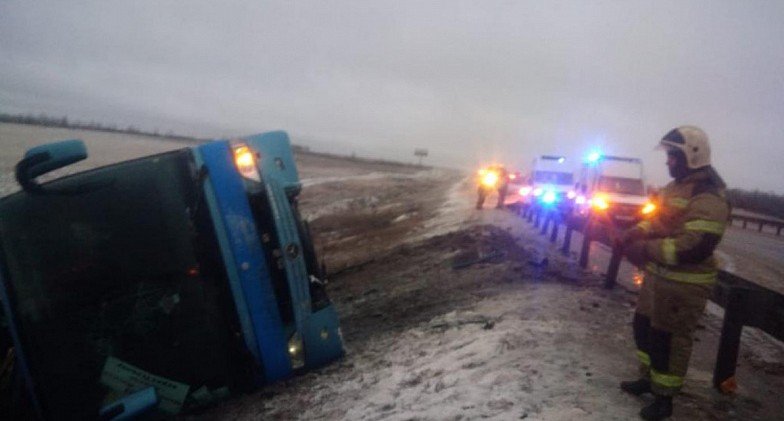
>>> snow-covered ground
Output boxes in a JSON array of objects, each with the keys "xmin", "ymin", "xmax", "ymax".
[{"xmin": 218, "ymin": 175, "xmax": 784, "ymax": 420}]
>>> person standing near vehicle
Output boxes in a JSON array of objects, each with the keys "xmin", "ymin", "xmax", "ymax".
[
  {"xmin": 619, "ymin": 126, "xmax": 730, "ymax": 420},
  {"xmin": 476, "ymin": 164, "xmax": 509, "ymax": 210}
]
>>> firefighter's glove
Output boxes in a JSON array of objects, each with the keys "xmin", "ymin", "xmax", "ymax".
[
  {"xmin": 620, "ymin": 228, "xmax": 647, "ymax": 247},
  {"xmin": 624, "ymin": 240, "xmax": 648, "ymax": 268}
]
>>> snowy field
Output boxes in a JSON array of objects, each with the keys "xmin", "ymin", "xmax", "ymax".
[{"xmin": 0, "ymin": 123, "xmax": 191, "ymax": 196}]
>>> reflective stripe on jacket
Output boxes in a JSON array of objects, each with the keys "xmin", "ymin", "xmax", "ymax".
[{"xmin": 635, "ymin": 168, "xmax": 729, "ymax": 284}]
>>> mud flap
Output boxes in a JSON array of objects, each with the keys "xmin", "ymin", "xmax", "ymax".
[{"xmin": 302, "ymin": 305, "xmax": 344, "ymax": 369}]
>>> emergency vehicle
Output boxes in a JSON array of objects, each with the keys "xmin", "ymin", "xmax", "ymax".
[
  {"xmin": 572, "ymin": 153, "xmax": 656, "ymax": 227},
  {"xmin": 517, "ymin": 155, "xmax": 575, "ymax": 212}
]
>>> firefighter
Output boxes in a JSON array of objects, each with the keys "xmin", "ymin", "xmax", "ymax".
[
  {"xmin": 618, "ymin": 126, "xmax": 729, "ymax": 420},
  {"xmin": 476, "ymin": 164, "xmax": 509, "ymax": 210}
]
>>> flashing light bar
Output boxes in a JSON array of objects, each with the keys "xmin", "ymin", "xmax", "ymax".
[{"xmin": 586, "ymin": 151, "xmax": 602, "ymax": 163}]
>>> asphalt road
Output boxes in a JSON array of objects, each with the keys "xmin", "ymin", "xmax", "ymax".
[{"xmin": 717, "ymin": 225, "xmax": 784, "ymax": 294}]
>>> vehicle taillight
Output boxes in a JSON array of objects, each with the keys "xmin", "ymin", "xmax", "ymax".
[{"xmin": 233, "ymin": 144, "xmax": 261, "ymax": 182}]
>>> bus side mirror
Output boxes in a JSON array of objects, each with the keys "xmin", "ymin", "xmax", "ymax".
[{"xmin": 15, "ymin": 139, "xmax": 87, "ymax": 192}]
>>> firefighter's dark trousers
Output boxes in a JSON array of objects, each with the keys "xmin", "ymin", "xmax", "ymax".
[{"xmin": 632, "ymin": 274, "xmax": 712, "ymax": 396}]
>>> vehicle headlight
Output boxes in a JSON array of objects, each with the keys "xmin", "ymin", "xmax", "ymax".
[
  {"xmin": 233, "ymin": 144, "xmax": 261, "ymax": 182},
  {"xmin": 288, "ymin": 332, "xmax": 305, "ymax": 369},
  {"xmin": 590, "ymin": 195, "xmax": 610, "ymax": 210},
  {"xmin": 641, "ymin": 202, "xmax": 656, "ymax": 215},
  {"xmin": 481, "ymin": 172, "xmax": 499, "ymax": 187},
  {"xmin": 542, "ymin": 191, "xmax": 557, "ymax": 204}
]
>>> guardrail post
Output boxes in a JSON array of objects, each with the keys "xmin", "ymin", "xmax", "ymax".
[
  {"xmin": 605, "ymin": 245, "xmax": 622, "ymax": 289},
  {"xmin": 533, "ymin": 207, "xmax": 541, "ymax": 228},
  {"xmin": 561, "ymin": 219, "xmax": 573, "ymax": 256},
  {"xmin": 742, "ymin": 220, "xmax": 747, "ymax": 229},
  {"xmin": 540, "ymin": 211, "xmax": 551, "ymax": 235},
  {"xmin": 526, "ymin": 205, "xmax": 534, "ymax": 222},
  {"xmin": 579, "ymin": 218, "xmax": 592, "ymax": 269},
  {"xmin": 550, "ymin": 214, "xmax": 560, "ymax": 243},
  {"xmin": 778, "ymin": 226, "xmax": 782, "ymax": 236},
  {"xmin": 758, "ymin": 222, "xmax": 764, "ymax": 233},
  {"xmin": 713, "ymin": 288, "xmax": 746, "ymax": 393}
]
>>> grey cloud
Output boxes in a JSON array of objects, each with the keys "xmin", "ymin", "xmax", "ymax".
[{"xmin": 1, "ymin": 0, "xmax": 783, "ymax": 191}]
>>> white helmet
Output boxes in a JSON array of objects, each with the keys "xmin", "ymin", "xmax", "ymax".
[{"xmin": 658, "ymin": 125, "xmax": 711, "ymax": 169}]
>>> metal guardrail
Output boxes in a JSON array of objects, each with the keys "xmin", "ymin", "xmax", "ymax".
[
  {"xmin": 516, "ymin": 203, "xmax": 784, "ymax": 394},
  {"xmin": 729, "ymin": 214, "xmax": 784, "ymax": 236}
]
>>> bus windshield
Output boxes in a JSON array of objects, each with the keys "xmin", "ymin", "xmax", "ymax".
[{"xmin": 0, "ymin": 150, "xmax": 249, "ymax": 418}]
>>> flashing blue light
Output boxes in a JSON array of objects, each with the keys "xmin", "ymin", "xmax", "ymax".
[
  {"xmin": 542, "ymin": 191, "xmax": 557, "ymax": 204},
  {"xmin": 585, "ymin": 150, "xmax": 603, "ymax": 164}
]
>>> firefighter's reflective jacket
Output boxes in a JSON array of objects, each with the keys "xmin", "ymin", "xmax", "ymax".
[{"xmin": 631, "ymin": 167, "xmax": 729, "ymax": 284}]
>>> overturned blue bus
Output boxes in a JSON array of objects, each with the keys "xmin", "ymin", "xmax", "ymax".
[{"xmin": 0, "ymin": 131, "xmax": 344, "ymax": 419}]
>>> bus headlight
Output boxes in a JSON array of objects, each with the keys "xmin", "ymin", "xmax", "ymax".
[
  {"xmin": 233, "ymin": 144, "xmax": 261, "ymax": 182},
  {"xmin": 288, "ymin": 332, "xmax": 305, "ymax": 369}
]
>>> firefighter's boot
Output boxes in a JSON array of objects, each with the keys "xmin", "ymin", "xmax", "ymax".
[
  {"xmin": 620, "ymin": 378, "xmax": 651, "ymax": 396},
  {"xmin": 639, "ymin": 394, "xmax": 672, "ymax": 420}
]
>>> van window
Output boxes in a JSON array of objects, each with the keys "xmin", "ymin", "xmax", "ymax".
[{"xmin": 532, "ymin": 171, "xmax": 573, "ymax": 185}]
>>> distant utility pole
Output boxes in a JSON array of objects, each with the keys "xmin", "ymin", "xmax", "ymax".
[{"xmin": 414, "ymin": 148, "xmax": 429, "ymax": 166}]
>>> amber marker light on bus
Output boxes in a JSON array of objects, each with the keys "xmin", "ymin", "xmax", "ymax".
[
  {"xmin": 641, "ymin": 202, "xmax": 656, "ymax": 215},
  {"xmin": 233, "ymin": 144, "xmax": 261, "ymax": 181}
]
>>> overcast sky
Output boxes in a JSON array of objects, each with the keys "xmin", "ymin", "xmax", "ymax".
[{"xmin": 1, "ymin": 1, "xmax": 783, "ymax": 192}]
